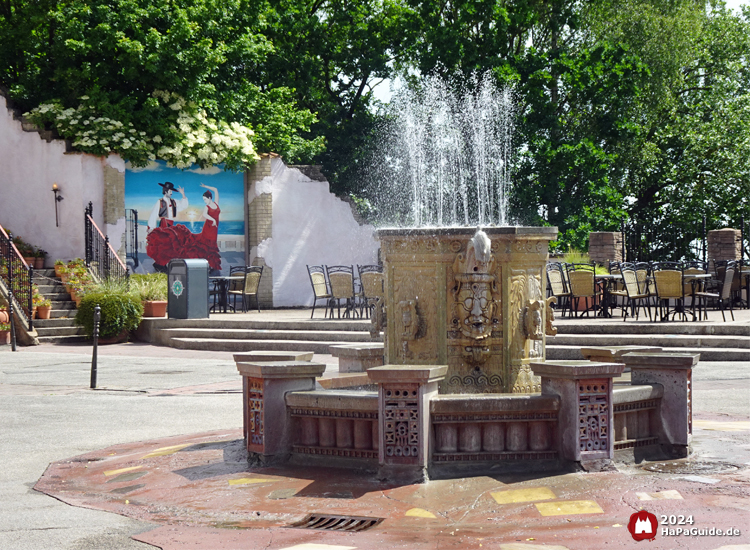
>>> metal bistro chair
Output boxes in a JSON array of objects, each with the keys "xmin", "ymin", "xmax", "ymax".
[
  {"xmin": 326, "ymin": 265, "xmax": 358, "ymax": 318},
  {"xmin": 546, "ymin": 262, "xmax": 570, "ymax": 318},
  {"xmin": 696, "ymin": 260, "xmax": 736, "ymax": 321},
  {"xmin": 652, "ymin": 264, "xmax": 686, "ymax": 321},
  {"xmin": 613, "ymin": 263, "xmax": 652, "ymax": 321},
  {"xmin": 357, "ymin": 264, "xmax": 384, "ymax": 319},
  {"xmin": 227, "ymin": 265, "xmax": 263, "ymax": 313},
  {"xmin": 566, "ymin": 263, "xmax": 600, "ymax": 318},
  {"xmin": 307, "ymin": 265, "xmax": 332, "ymax": 319}
]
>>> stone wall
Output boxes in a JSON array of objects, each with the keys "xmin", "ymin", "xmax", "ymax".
[
  {"xmin": 588, "ymin": 232, "xmax": 623, "ymax": 265},
  {"xmin": 0, "ymin": 91, "xmax": 122, "ymax": 263},
  {"xmin": 707, "ymin": 228, "xmax": 741, "ymax": 270}
]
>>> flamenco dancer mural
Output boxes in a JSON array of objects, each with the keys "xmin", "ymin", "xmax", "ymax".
[{"xmin": 125, "ymin": 161, "xmax": 245, "ymax": 275}]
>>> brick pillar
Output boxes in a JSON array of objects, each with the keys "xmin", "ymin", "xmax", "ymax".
[
  {"xmin": 622, "ymin": 352, "xmax": 698, "ymax": 458},
  {"xmin": 247, "ymin": 156, "xmax": 274, "ymax": 307},
  {"xmin": 235, "ymin": 359, "xmax": 326, "ymax": 464},
  {"xmin": 588, "ymin": 232, "xmax": 623, "ymax": 265},
  {"xmin": 367, "ymin": 365, "xmax": 447, "ymax": 482},
  {"xmin": 707, "ymin": 228, "xmax": 741, "ymax": 271},
  {"xmin": 531, "ymin": 361, "xmax": 625, "ymax": 468}
]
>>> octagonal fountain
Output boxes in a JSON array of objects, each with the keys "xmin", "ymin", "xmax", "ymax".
[{"xmin": 236, "ymin": 74, "xmax": 695, "ymax": 480}]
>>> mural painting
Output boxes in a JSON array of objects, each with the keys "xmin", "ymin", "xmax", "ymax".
[{"xmin": 125, "ymin": 161, "xmax": 245, "ymax": 275}]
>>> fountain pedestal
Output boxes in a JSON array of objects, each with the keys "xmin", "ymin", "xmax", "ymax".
[{"xmin": 377, "ymin": 227, "xmax": 557, "ymax": 394}]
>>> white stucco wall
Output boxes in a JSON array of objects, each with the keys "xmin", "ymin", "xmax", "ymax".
[
  {"xmin": 0, "ymin": 94, "xmax": 117, "ymax": 262},
  {"xmin": 255, "ymin": 158, "xmax": 379, "ymax": 307}
]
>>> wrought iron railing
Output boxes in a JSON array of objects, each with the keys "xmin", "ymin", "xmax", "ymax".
[
  {"xmin": 84, "ymin": 202, "xmax": 129, "ymax": 282},
  {"xmin": 0, "ymin": 225, "xmax": 34, "ymax": 331},
  {"xmin": 622, "ymin": 217, "xmax": 707, "ymax": 263},
  {"xmin": 125, "ymin": 208, "xmax": 139, "ymax": 269}
]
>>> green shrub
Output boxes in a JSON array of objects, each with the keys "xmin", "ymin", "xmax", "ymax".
[
  {"xmin": 75, "ymin": 291, "xmax": 143, "ymax": 339},
  {"xmin": 129, "ymin": 273, "xmax": 168, "ymax": 301}
]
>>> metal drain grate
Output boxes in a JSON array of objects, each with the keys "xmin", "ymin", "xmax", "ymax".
[{"xmin": 289, "ymin": 514, "xmax": 384, "ymax": 532}]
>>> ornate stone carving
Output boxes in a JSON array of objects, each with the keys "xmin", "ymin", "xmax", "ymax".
[
  {"xmin": 383, "ymin": 385, "xmax": 420, "ymax": 460},
  {"xmin": 247, "ymin": 378, "xmax": 264, "ymax": 450},
  {"xmin": 369, "ymin": 296, "xmax": 386, "ymax": 338},
  {"xmin": 450, "ymin": 230, "xmax": 501, "ymax": 354},
  {"xmin": 578, "ymin": 379, "xmax": 609, "ymax": 454},
  {"xmin": 392, "ymin": 268, "xmax": 437, "ymax": 362},
  {"xmin": 524, "ymin": 299, "xmax": 545, "ymax": 341},
  {"xmin": 545, "ymin": 296, "xmax": 558, "ymax": 336}
]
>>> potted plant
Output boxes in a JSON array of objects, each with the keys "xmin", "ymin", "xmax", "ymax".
[
  {"xmin": 0, "ymin": 321, "xmax": 10, "ymax": 345},
  {"xmin": 54, "ymin": 259, "xmax": 66, "ymax": 278},
  {"xmin": 130, "ymin": 273, "xmax": 168, "ymax": 317},
  {"xmin": 35, "ymin": 249, "xmax": 47, "ymax": 269},
  {"xmin": 75, "ymin": 289, "xmax": 143, "ymax": 343},
  {"xmin": 36, "ymin": 298, "xmax": 52, "ymax": 319}
]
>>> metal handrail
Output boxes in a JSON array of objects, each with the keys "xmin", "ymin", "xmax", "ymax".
[
  {"xmin": 0, "ymin": 225, "xmax": 33, "ymax": 332},
  {"xmin": 125, "ymin": 208, "xmax": 139, "ymax": 269},
  {"xmin": 84, "ymin": 202, "xmax": 128, "ymax": 282}
]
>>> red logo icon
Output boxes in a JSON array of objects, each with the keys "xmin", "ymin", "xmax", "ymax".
[{"xmin": 628, "ymin": 511, "xmax": 658, "ymax": 541}]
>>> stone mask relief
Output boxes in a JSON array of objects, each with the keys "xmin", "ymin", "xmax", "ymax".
[{"xmin": 451, "ymin": 230, "xmax": 501, "ymax": 364}]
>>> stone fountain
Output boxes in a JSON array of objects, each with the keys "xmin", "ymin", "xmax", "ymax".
[
  {"xmin": 377, "ymin": 226, "xmax": 558, "ymax": 394},
  {"xmin": 235, "ymin": 73, "xmax": 695, "ymax": 479}
]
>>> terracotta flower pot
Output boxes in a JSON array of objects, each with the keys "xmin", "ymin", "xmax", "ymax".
[
  {"xmin": 0, "ymin": 330, "xmax": 9, "ymax": 345},
  {"xmin": 0, "ymin": 310, "xmax": 8, "ymax": 324},
  {"xmin": 97, "ymin": 328, "xmax": 128, "ymax": 345},
  {"xmin": 23, "ymin": 256, "xmax": 35, "ymax": 267},
  {"xmin": 34, "ymin": 257, "xmax": 44, "ymax": 269},
  {"xmin": 142, "ymin": 300, "xmax": 168, "ymax": 318},
  {"xmin": 54, "ymin": 264, "xmax": 64, "ymax": 278},
  {"xmin": 36, "ymin": 305, "xmax": 52, "ymax": 319}
]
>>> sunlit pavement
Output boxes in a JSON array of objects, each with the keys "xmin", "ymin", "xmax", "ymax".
[{"xmin": 1, "ymin": 310, "xmax": 749, "ymax": 550}]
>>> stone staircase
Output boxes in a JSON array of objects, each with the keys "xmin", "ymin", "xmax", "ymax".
[
  {"xmin": 32, "ymin": 269, "xmax": 86, "ymax": 344},
  {"xmin": 547, "ymin": 322, "xmax": 750, "ymax": 361},
  {"xmin": 139, "ymin": 315, "xmax": 750, "ymax": 361},
  {"xmin": 142, "ymin": 318, "xmax": 381, "ymax": 354}
]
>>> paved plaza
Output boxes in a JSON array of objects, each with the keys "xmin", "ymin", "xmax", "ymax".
[{"xmin": 0, "ymin": 310, "xmax": 749, "ymax": 550}]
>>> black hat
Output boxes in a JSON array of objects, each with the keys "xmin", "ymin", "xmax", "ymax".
[{"xmin": 158, "ymin": 181, "xmax": 176, "ymax": 192}]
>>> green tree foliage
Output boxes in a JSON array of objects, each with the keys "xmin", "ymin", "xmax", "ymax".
[{"xmin": 0, "ymin": 0, "xmax": 323, "ymax": 168}]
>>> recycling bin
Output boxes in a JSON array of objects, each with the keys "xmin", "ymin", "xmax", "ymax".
[{"xmin": 167, "ymin": 258, "xmax": 209, "ymax": 319}]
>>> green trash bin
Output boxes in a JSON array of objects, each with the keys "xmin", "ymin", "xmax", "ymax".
[{"xmin": 168, "ymin": 259, "xmax": 209, "ymax": 319}]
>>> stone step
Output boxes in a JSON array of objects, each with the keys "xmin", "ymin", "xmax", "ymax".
[
  {"xmin": 169, "ymin": 338, "xmax": 343, "ymax": 353},
  {"xmin": 548, "ymin": 333, "xmax": 750, "ymax": 349},
  {"xmin": 35, "ymin": 325, "xmax": 86, "ymax": 337},
  {"xmin": 145, "ymin": 318, "xmax": 372, "ymax": 333},
  {"xmin": 157, "ymin": 327, "xmax": 380, "ymax": 344},
  {"xmin": 555, "ymin": 321, "xmax": 750, "ymax": 336},
  {"xmin": 37, "ymin": 334, "xmax": 88, "ymax": 345},
  {"xmin": 547, "ymin": 344, "xmax": 750, "ymax": 362},
  {"xmin": 34, "ymin": 318, "xmax": 79, "ymax": 328}
]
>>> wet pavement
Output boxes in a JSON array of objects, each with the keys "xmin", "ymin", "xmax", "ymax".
[{"xmin": 1, "ymin": 310, "xmax": 749, "ymax": 549}]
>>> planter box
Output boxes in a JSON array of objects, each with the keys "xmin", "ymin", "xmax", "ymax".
[{"xmin": 142, "ymin": 300, "xmax": 168, "ymax": 318}]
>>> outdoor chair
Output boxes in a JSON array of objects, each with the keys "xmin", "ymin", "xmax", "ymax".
[
  {"xmin": 565, "ymin": 264, "xmax": 600, "ymax": 318},
  {"xmin": 227, "ymin": 265, "xmax": 263, "ymax": 313},
  {"xmin": 652, "ymin": 267, "xmax": 687, "ymax": 321},
  {"xmin": 546, "ymin": 262, "xmax": 570, "ymax": 318},
  {"xmin": 696, "ymin": 260, "xmax": 736, "ymax": 321},
  {"xmin": 307, "ymin": 265, "xmax": 332, "ymax": 319},
  {"xmin": 326, "ymin": 265, "xmax": 358, "ymax": 318},
  {"xmin": 611, "ymin": 263, "xmax": 652, "ymax": 321},
  {"xmin": 357, "ymin": 264, "xmax": 384, "ymax": 319}
]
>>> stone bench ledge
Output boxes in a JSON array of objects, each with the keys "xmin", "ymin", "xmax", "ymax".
[
  {"xmin": 286, "ymin": 390, "xmax": 378, "ymax": 411},
  {"xmin": 234, "ymin": 351, "xmax": 314, "ymax": 363},
  {"xmin": 613, "ymin": 384, "xmax": 664, "ymax": 405},
  {"xmin": 430, "ymin": 394, "xmax": 560, "ymax": 414}
]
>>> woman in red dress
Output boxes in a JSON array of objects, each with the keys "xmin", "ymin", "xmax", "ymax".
[{"xmin": 146, "ymin": 183, "xmax": 222, "ymax": 273}]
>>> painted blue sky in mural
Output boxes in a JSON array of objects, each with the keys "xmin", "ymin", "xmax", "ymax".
[{"xmin": 125, "ymin": 160, "xmax": 244, "ymax": 234}]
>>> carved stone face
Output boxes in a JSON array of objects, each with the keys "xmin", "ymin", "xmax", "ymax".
[{"xmin": 455, "ymin": 279, "xmax": 495, "ymax": 339}]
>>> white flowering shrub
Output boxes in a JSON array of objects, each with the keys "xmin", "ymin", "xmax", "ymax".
[{"xmin": 24, "ymin": 91, "xmax": 259, "ymax": 171}]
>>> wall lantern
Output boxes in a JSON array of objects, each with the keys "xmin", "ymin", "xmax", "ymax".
[{"xmin": 52, "ymin": 183, "xmax": 64, "ymax": 227}]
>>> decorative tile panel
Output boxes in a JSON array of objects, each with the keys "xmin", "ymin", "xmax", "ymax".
[
  {"xmin": 383, "ymin": 384, "xmax": 420, "ymax": 462},
  {"xmin": 578, "ymin": 379, "xmax": 609, "ymax": 454},
  {"xmin": 247, "ymin": 377, "xmax": 264, "ymax": 452}
]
